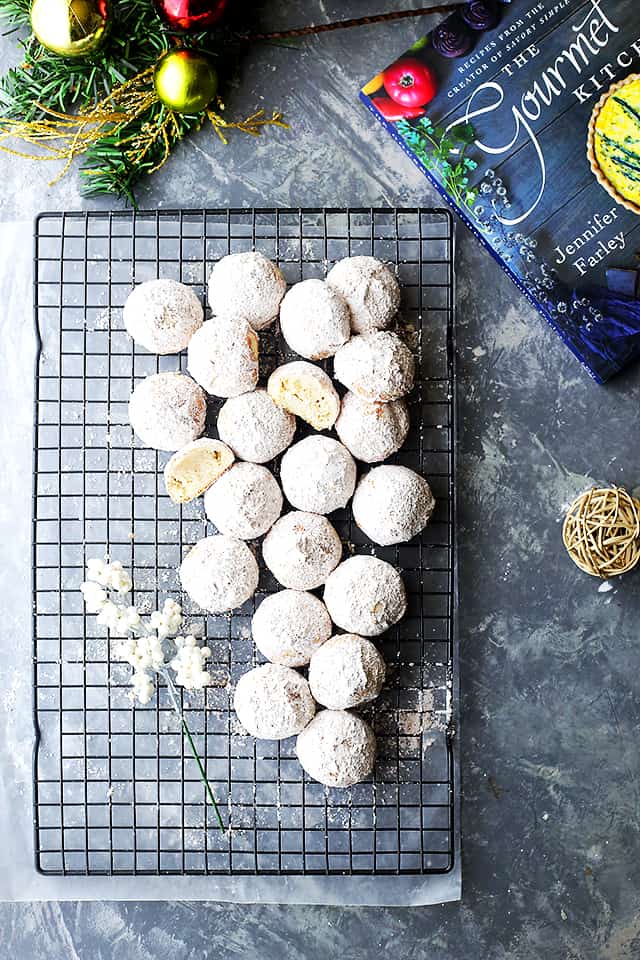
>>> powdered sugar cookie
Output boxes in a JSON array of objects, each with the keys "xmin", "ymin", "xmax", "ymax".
[
  {"xmin": 123, "ymin": 279, "xmax": 203, "ymax": 354},
  {"xmin": 234, "ymin": 664, "xmax": 316, "ymax": 740},
  {"xmin": 333, "ymin": 331, "xmax": 415, "ymax": 402},
  {"xmin": 296, "ymin": 709, "xmax": 376, "ymax": 787},
  {"xmin": 268, "ymin": 361, "xmax": 340, "ymax": 431},
  {"xmin": 308, "ymin": 633, "xmax": 386, "ymax": 709},
  {"xmin": 279, "ymin": 278, "xmax": 350, "ymax": 359},
  {"xmin": 262, "ymin": 511, "xmax": 342, "ymax": 590},
  {"xmin": 180, "ymin": 535, "xmax": 259, "ymax": 613},
  {"xmin": 280, "ymin": 435, "xmax": 356, "ymax": 514},
  {"xmin": 352, "ymin": 464, "xmax": 435, "ymax": 545},
  {"xmin": 207, "ymin": 251, "xmax": 286, "ymax": 331},
  {"xmin": 217, "ymin": 389, "xmax": 296, "ymax": 463},
  {"xmin": 323, "ymin": 555, "xmax": 406, "ymax": 636},
  {"xmin": 164, "ymin": 437, "xmax": 234, "ymax": 503},
  {"xmin": 335, "ymin": 392, "xmax": 409, "ymax": 463},
  {"xmin": 204, "ymin": 462, "xmax": 282, "ymax": 539},
  {"xmin": 187, "ymin": 316, "xmax": 258, "ymax": 397},
  {"xmin": 128, "ymin": 372, "xmax": 206, "ymax": 452},
  {"xmin": 251, "ymin": 589, "xmax": 332, "ymax": 667},
  {"xmin": 326, "ymin": 256, "xmax": 400, "ymax": 334}
]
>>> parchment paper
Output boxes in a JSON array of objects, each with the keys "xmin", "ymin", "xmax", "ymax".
[{"xmin": 0, "ymin": 220, "xmax": 461, "ymax": 905}]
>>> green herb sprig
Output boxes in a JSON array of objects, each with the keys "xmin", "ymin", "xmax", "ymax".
[{"xmin": 397, "ymin": 116, "xmax": 479, "ymax": 209}]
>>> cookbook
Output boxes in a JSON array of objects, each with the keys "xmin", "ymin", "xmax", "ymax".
[{"xmin": 360, "ymin": 0, "xmax": 640, "ymax": 382}]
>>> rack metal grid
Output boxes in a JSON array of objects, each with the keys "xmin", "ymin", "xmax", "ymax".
[{"xmin": 32, "ymin": 207, "xmax": 458, "ymax": 877}]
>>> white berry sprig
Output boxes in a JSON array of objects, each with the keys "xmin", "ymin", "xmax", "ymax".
[
  {"xmin": 81, "ymin": 558, "xmax": 212, "ymax": 703},
  {"xmin": 80, "ymin": 557, "xmax": 223, "ymax": 831}
]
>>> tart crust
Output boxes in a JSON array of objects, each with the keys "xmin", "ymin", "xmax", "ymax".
[{"xmin": 587, "ymin": 73, "xmax": 640, "ymax": 215}]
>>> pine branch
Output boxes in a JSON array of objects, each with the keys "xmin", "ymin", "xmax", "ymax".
[
  {"xmin": 80, "ymin": 103, "xmax": 203, "ymax": 204},
  {"xmin": 0, "ymin": 0, "xmax": 29, "ymax": 25}
]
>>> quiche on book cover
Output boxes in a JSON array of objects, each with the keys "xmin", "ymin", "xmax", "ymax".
[{"xmin": 361, "ymin": 0, "xmax": 640, "ymax": 382}]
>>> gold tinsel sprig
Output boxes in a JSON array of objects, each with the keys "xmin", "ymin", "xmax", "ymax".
[
  {"xmin": 0, "ymin": 65, "xmax": 288, "ymax": 188},
  {"xmin": 562, "ymin": 486, "xmax": 640, "ymax": 579}
]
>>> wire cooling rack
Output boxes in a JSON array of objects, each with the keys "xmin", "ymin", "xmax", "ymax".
[{"xmin": 32, "ymin": 208, "xmax": 458, "ymax": 877}]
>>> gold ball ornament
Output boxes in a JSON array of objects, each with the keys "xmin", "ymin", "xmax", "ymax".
[
  {"xmin": 30, "ymin": 0, "xmax": 110, "ymax": 58},
  {"xmin": 153, "ymin": 49, "xmax": 218, "ymax": 114},
  {"xmin": 562, "ymin": 485, "xmax": 640, "ymax": 578}
]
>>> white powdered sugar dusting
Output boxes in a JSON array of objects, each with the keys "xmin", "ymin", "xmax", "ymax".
[
  {"xmin": 352, "ymin": 464, "xmax": 435, "ymax": 546},
  {"xmin": 207, "ymin": 251, "xmax": 286, "ymax": 331},
  {"xmin": 217, "ymin": 388, "xmax": 296, "ymax": 463},
  {"xmin": 179, "ymin": 535, "xmax": 259, "ymax": 613},
  {"xmin": 262, "ymin": 511, "xmax": 342, "ymax": 590},
  {"xmin": 279, "ymin": 278, "xmax": 351, "ymax": 359},
  {"xmin": 335, "ymin": 391, "xmax": 410, "ymax": 463},
  {"xmin": 233, "ymin": 663, "xmax": 316, "ymax": 740},
  {"xmin": 333, "ymin": 331, "xmax": 415, "ymax": 402},
  {"xmin": 251, "ymin": 589, "xmax": 332, "ymax": 667},
  {"xmin": 308, "ymin": 633, "xmax": 386, "ymax": 709},
  {"xmin": 296, "ymin": 709, "xmax": 376, "ymax": 787},
  {"xmin": 128, "ymin": 372, "xmax": 206, "ymax": 452},
  {"xmin": 280, "ymin": 435, "xmax": 357, "ymax": 515},
  {"xmin": 187, "ymin": 316, "xmax": 259, "ymax": 397},
  {"xmin": 123, "ymin": 278, "xmax": 203, "ymax": 354},
  {"xmin": 204, "ymin": 462, "xmax": 282, "ymax": 539},
  {"xmin": 326, "ymin": 256, "xmax": 400, "ymax": 335},
  {"xmin": 323, "ymin": 555, "xmax": 407, "ymax": 636}
]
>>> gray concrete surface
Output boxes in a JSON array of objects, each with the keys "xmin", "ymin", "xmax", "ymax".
[{"xmin": 1, "ymin": 1, "xmax": 640, "ymax": 956}]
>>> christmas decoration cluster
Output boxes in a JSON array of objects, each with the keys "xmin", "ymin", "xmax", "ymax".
[{"xmin": 0, "ymin": 0, "xmax": 286, "ymax": 200}]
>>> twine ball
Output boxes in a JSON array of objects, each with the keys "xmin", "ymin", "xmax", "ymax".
[{"xmin": 562, "ymin": 486, "xmax": 640, "ymax": 578}]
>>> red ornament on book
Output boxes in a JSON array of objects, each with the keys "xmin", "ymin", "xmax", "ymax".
[{"xmin": 154, "ymin": 0, "xmax": 226, "ymax": 32}]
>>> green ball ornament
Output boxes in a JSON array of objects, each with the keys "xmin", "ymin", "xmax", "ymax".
[
  {"xmin": 30, "ymin": 0, "xmax": 110, "ymax": 58},
  {"xmin": 153, "ymin": 49, "xmax": 218, "ymax": 114}
]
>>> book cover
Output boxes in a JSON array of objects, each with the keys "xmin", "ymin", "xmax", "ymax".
[{"xmin": 360, "ymin": 0, "xmax": 640, "ymax": 382}]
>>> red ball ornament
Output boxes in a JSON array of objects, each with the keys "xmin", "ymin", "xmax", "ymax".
[{"xmin": 154, "ymin": 0, "xmax": 226, "ymax": 32}]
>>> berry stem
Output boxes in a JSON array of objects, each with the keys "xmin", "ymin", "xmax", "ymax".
[{"xmin": 161, "ymin": 668, "xmax": 226, "ymax": 834}]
